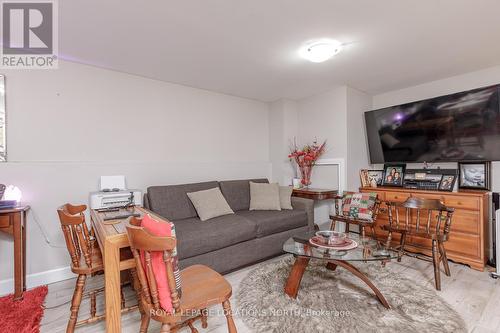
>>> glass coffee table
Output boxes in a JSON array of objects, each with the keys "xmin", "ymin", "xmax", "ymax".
[{"xmin": 283, "ymin": 231, "xmax": 398, "ymax": 309}]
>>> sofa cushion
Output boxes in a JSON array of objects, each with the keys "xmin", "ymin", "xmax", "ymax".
[
  {"xmin": 147, "ymin": 181, "xmax": 219, "ymax": 220},
  {"xmin": 279, "ymin": 186, "xmax": 293, "ymax": 210},
  {"xmin": 249, "ymin": 182, "xmax": 281, "ymax": 211},
  {"xmin": 236, "ymin": 209, "xmax": 308, "ymax": 237},
  {"xmin": 342, "ymin": 192, "xmax": 377, "ymax": 221},
  {"xmin": 172, "ymin": 214, "xmax": 257, "ymax": 259},
  {"xmin": 187, "ymin": 187, "xmax": 234, "ymax": 221},
  {"xmin": 219, "ymin": 178, "xmax": 268, "ymax": 211}
]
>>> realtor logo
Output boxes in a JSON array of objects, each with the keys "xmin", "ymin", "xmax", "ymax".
[{"xmin": 1, "ymin": 0, "xmax": 58, "ymax": 68}]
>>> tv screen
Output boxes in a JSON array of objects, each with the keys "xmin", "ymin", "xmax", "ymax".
[{"xmin": 365, "ymin": 84, "xmax": 500, "ymax": 163}]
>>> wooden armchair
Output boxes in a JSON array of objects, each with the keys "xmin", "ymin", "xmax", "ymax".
[
  {"xmin": 125, "ymin": 216, "xmax": 237, "ymax": 333},
  {"xmin": 383, "ymin": 197, "xmax": 455, "ymax": 290},
  {"xmin": 329, "ymin": 192, "xmax": 381, "ymax": 239},
  {"xmin": 57, "ymin": 203, "xmax": 138, "ymax": 332}
]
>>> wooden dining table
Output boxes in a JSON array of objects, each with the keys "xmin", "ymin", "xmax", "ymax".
[{"xmin": 90, "ymin": 205, "xmax": 165, "ymax": 332}]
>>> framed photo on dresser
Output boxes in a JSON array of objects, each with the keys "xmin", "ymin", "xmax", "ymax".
[
  {"xmin": 367, "ymin": 170, "xmax": 384, "ymax": 187},
  {"xmin": 438, "ymin": 175, "xmax": 456, "ymax": 192},
  {"xmin": 458, "ymin": 161, "xmax": 490, "ymax": 190},
  {"xmin": 382, "ymin": 164, "xmax": 406, "ymax": 187}
]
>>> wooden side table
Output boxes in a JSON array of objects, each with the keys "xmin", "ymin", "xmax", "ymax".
[
  {"xmin": 0, "ymin": 205, "xmax": 30, "ymax": 300},
  {"xmin": 292, "ymin": 187, "xmax": 338, "ymax": 201},
  {"xmin": 292, "ymin": 188, "xmax": 338, "ymax": 230}
]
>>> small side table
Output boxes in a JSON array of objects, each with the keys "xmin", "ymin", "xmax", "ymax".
[
  {"xmin": 292, "ymin": 188, "xmax": 338, "ymax": 201},
  {"xmin": 292, "ymin": 188, "xmax": 338, "ymax": 230},
  {"xmin": 0, "ymin": 205, "xmax": 30, "ymax": 300}
]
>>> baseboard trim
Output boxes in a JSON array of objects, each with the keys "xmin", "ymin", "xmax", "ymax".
[{"xmin": 0, "ymin": 265, "xmax": 73, "ymax": 296}]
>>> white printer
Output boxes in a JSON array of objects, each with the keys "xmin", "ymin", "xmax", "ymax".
[
  {"xmin": 89, "ymin": 175, "xmax": 142, "ymax": 210},
  {"xmin": 90, "ymin": 190, "xmax": 142, "ymax": 209}
]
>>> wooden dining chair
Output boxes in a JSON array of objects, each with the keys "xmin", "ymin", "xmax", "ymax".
[
  {"xmin": 57, "ymin": 203, "xmax": 138, "ymax": 333},
  {"xmin": 383, "ymin": 197, "xmax": 455, "ymax": 290},
  {"xmin": 125, "ymin": 216, "xmax": 237, "ymax": 333},
  {"xmin": 330, "ymin": 192, "xmax": 381, "ymax": 239}
]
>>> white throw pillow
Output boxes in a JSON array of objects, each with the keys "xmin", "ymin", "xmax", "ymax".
[
  {"xmin": 249, "ymin": 182, "xmax": 281, "ymax": 211},
  {"xmin": 187, "ymin": 187, "xmax": 234, "ymax": 221},
  {"xmin": 279, "ymin": 186, "xmax": 293, "ymax": 210}
]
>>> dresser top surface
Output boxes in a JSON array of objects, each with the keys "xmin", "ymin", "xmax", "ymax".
[{"xmin": 360, "ymin": 186, "xmax": 489, "ymax": 197}]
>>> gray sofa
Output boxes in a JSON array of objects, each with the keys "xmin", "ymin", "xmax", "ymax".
[{"xmin": 143, "ymin": 179, "xmax": 314, "ymax": 273}]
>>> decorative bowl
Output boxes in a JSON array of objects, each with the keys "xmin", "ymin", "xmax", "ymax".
[{"xmin": 315, "ymin": 231, "xmax": 347, "ymax": 245}]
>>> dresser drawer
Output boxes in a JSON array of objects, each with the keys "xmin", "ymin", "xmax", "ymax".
[
  {"xmin": 451, "ymin": 210, "xmax": 479, "ymax": 235},
  {"xmin": 0, "ymin": 215, "xmax": 10, "ymax": 228},
  {"xmin": 415, "ymin": 193, "xmax": 446, "ymax": 202},
  {"xmin": 385, "ymin": 191, "xmax": 411, "ymax": 203},
  {"xmin": 407, "ymin": 232, "xmax": 480, "ymax": 258},
  {"xmin": 373, "ymin": 191, "xmax": 385, "ymax": 201},
  {"xmin": 445, "ymin": 196, "xmax": 480, "ymax": 210},
  {"xmin": 445, "ymin": 233, "xmax": 480, "ymax": 258}
]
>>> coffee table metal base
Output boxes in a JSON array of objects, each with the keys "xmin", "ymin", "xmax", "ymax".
[{"xmin": 284, "ymin": 256, "xmax": 391, "ymax": 309}]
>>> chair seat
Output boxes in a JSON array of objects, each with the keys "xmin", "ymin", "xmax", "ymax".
[
  {"xmin": 330, "ymin": 214, "xmax": 374, "ymax": 225},
  {"xmin": 153, "ymin": 264, "xmax": 233, "ymax": 324},
  {"xmin": 71, "ymin": 243, "xmax": 104, "ymax": 274},
  {"xmin": 179, "ymin": 264, "xmax": 232, "ymax": 311}
]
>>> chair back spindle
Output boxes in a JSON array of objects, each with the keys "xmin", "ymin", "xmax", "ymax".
[
  {"xmin": 57, "ymin": 204, "xmax": 94, "ymax": 269},
  {"xmin": 386, "ymin": 197, "xmax": 454, "ymax": 239},
  {"xmin": 384, "ymin": 197, "xmax": 455, "ymax": 291}
]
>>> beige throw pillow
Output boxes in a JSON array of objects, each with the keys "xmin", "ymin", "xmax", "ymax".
[
  {"xmin": 187, "ymin": 187, "xmax": 234, "ymax": 221},
  {"xmin": 249, "ymin": 182, "xmax": 281, "ymax": 211},
  {"xmin": 279, "ymin": 186, "xmax": 293, "ymax": 210}
]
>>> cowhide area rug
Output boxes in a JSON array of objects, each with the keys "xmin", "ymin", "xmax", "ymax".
[{"xmin": 236, "ymin": 256, "xmax": 466, "ymax": 333}]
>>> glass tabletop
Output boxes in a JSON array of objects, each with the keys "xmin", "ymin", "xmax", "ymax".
[{"xmin": 283, "ymin": 231, "xmax": 399, "ymax": 261}]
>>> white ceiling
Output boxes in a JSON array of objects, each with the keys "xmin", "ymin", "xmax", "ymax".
[{"xmin": 60, "ymin": 1, "xmax": 500, "ymax": 102}]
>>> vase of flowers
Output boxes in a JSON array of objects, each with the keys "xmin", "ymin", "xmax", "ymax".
[{"xmin": 288, "ymin": 139, "xmax": 326, "ymax": 187}]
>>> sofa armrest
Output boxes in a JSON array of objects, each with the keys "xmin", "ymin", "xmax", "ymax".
[
  {"xmin": 291, "ymin": 196, "xmax": 315, "ymax": 231},
  {"xmin": 143, "ymin": 193, "xmax": 151, "ymax": 210}
]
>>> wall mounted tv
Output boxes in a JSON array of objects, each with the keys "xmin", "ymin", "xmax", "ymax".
[{"xmin": 365, "ymin": 84, "xmax": 500, "ymax": 163}]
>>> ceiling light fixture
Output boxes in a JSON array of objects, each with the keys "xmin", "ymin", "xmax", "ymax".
[{"xmin": 300, "ymin": 39, "xmax": 343, "ymax": 63}]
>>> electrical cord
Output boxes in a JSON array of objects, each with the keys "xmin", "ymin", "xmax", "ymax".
[
  {"xmin": 29, "ymin": 202, "xmax": 135, "ymax": 309},
  {"xmin": 29, "ymin": 209, "xmax": 68, "ymax": 249}
]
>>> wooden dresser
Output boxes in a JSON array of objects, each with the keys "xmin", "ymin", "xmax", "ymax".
[{"xmin": 360, "ymin": 187, "xmax": 489, "ymax": 271}]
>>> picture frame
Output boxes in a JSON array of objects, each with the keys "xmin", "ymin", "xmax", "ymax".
[
  {"xmin": 382, "ymin": 164, "xmax": 406, "ymax": 187},
  {"xmin": 367, "ymin": 170, "xmax": 384, "ymax": 187},
  {"xmin": 359, "ymin": 169, "xmax": 370, "ymax": 187},
  {"xmin": 458, "ymin": 161, "xmax": 490, "ymax": 190},
  {"xmin": 438, "ymin": 175, "xmax": 457, "ymax": 192}
]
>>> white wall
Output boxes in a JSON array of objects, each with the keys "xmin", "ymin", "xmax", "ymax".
[
  {"xmin": 296, "ymin": 85, "xmax": 372, "ymax": 191},
  {"xmin": 268, "ymin": 99, "xmax": 298, "ymax": 185},
  {"xmin": 298, "ymin": 86, "xmax": 348, "ymax": 160},
  {"xmin": 0, "ymin": 61, "xmax": 270, "ymax": 291},
  {"xmin": 346, "ymin": 87, "xmax": 372, "ymax": 189},
  {"xmin": 372, "ymin": 65, "xmax": 500, "ymax": 191},
  {"xmin": 294, "ymin": 87, "xmax": 347, "ymax": 227}
]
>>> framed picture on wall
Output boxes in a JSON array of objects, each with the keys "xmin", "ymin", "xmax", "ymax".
[
  {"xmin": 458, "ymin": 162, "xmax": 490, "ymax": 190},
  {"xmin": 382, "ymin": 164, "xmax": 406, "ymax": 187}
]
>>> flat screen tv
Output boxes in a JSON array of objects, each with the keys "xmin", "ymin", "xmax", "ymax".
[{"xmin": 365, "ymin": 84, "xmax": 500, "ymax": 163}]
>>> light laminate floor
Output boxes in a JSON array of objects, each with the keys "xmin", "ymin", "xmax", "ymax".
[{"xmin": 41, "ymin": 255, "xmax": 500, "ymax": 333}]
